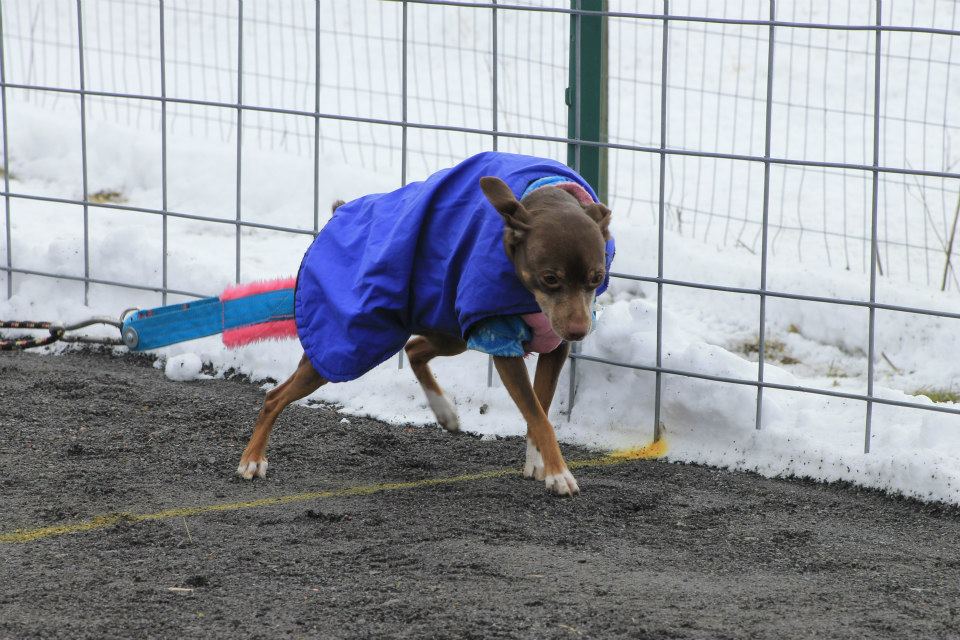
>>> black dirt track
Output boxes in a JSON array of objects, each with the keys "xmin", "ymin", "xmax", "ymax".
[{"xmin": 2, "ymin": 349, "xmax": 960, "ymax": 639}]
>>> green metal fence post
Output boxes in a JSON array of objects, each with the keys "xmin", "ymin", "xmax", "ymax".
[
  {"xmin": 567, "ymin": 0, "xmax": 608, "ymax": 202},
  {"xmin": 566, "ymin": 0, "xmax": 608, "ymax": 420}
]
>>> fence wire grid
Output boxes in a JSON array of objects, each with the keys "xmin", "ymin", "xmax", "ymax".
[{"xmin": 2, "ymin": 0, "xmax": 960, "ymax": 452}]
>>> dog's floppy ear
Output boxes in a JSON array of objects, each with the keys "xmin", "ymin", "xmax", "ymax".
[
  {"xmin": 480, "ymin": 176, "xmax": 531, "ymax": 247},
  {"xmin": 582, "ymin": 202, "xmax": 612, "ymax": 240}
]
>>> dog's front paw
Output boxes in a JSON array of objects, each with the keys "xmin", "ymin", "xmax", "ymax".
[
  {"xmin": 544, "ymin": 467, "xmax": 580, "ymax": 497},
  {"xmin": 236, "ymin": 457, "xmax": 268, "ymax": 480},
  {"xmin": 523, "ymin": 438, "xmax": 545, "ymax": 480},
  {"xmin": 425, "ymin": 390, "xmax": 460, "ymax": 432}
]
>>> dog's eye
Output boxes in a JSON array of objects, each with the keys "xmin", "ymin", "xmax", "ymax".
[
  {"xmin": 541, "ymin": 274, "xmax": 561, "ymax": 288},
  {"xmin": 589, "ymin": 271, "xmax": 605, "ymax": 288}
]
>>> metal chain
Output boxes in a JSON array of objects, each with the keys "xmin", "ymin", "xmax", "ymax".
[
  {"xmin": 0, "ymin": 321, "xmax": 65, "ymax": 350},
  {"xmin": 0, "ymin": 316, "xmax": 127, "ymax": 351}
]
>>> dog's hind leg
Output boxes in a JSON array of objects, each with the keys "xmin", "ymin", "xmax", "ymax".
[
  {"xmin": 237, "ymin": 354, "xmax": 326, "ymax": 480},
  {"xmin": 405, "ymin": 334, "xmax": 466, "ymax": 432}
]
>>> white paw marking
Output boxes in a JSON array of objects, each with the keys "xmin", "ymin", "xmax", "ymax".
[
  {"xmin": 236, "ymin": 459, "xmax": 268, "ymax": 480},
  {"xmin": 425, "ymin": 389, "xmax": 460, "ymax": 432},
  {"xmin": 523, "ymin": 439, "xmax": 544, "ymax": 480},
  {"xmin": 544, "ymin": 468, "xmax": 580, "ymax": 496}
]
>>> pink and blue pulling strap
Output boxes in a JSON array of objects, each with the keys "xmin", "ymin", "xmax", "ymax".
[{"xmin": 121, "ymin": 278, "xmax": 297, "ymax": 351}]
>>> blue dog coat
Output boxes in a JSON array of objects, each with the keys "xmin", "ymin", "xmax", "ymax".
[{"xmin": 294, "ymin": 151, "xmax": 615, "ymax": 382}]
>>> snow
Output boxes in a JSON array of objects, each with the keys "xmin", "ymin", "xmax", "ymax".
[
  {"xmin": 3, "ymin": 1, "xmax": 960, "ymax": 505},
  {"xmin": 164, "ymin": 353, "xmax": 206, "ymax": 382}
]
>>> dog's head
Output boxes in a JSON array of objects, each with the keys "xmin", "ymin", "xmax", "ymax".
[{"xmin": 480, "ymin": 176, "xmax": 611, "ymax": 342}]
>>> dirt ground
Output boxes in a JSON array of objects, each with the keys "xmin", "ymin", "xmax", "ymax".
[{"xmin": 3, "ymin": 349, "xmax": 960, "ymax": 639}]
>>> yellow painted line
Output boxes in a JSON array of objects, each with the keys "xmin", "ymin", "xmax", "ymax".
[{"xmin": 0, "ymin": 440, "xmax": 667, "ymax": 545}]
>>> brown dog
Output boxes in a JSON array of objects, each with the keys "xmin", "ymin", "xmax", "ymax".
[{"xmin": 237, "ymin": 175, "xmax": 611, "ymax": 496}]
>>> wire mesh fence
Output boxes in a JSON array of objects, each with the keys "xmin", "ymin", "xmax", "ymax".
[
  {"xmin": 2, "ymin": 0, "xmax": 960, "ymax": 451},
  {"xmin": 7, "ymin": 1, "xmax": 959, "ymax": 286}
]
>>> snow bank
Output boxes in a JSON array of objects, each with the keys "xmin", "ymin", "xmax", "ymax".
[{"xmin": 3, "ymin": 106, "xmax": 960, "ymax": 506}]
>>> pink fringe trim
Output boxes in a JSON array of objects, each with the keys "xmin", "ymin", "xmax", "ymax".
[
  {"xmin": 223, "ymin": 320, "xmax": 298, "ymax": 348},
  {"xmin": 220, "ymin": 277, "xmax": 296, "ymax": 301}
]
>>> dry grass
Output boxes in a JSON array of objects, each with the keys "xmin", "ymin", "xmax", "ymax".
[
  {"xmin": 739, "ymin": 337, "xmax": 801, "ymax": 365},
  {"xmin": 913, "ymin": 387, "xmax": 960, "ymax": 404},
  {"xmin": 89, "ymin": 189, "xmax": 126, "ymax": 204},
  {"xmin": 826, "ymin": 362, "xmax": 850, "ymax": 379}
]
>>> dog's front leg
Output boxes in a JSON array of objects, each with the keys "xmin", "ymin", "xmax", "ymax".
[
  {"xmin": 521, "ymin": 342, "xmax": 571, "ymax": 481},
  {"xmin": 494, "ymin": 354, "xmax": 579, "ymax": 496}
]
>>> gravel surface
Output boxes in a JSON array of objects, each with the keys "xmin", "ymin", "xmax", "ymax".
[{"xmin": 2, "ymin": 349, "xmax": 960, "ymax": 639}]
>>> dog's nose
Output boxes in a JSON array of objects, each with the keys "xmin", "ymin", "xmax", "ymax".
[{"xmin": 565, "ymin": 322, "xmax": 588, "ymax": 341}]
